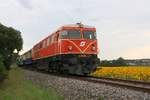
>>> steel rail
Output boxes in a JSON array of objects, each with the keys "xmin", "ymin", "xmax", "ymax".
[
  {"xmin": 23, "ymin": 68, "xmax": 150, "ymax": 93},
  {"xmin": 70, "ymin": 76, "xmax": 150, "ymax": 93},
  {"xmin": 90, "ymin": 76, "xmax": 150, "ymax": 86}
]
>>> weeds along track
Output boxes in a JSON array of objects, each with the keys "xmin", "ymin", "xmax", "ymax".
[{"xmin": 22, "ymin": 68, "xmax": 150, "ymax": 93}]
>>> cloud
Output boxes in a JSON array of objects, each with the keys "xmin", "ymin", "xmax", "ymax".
[
  {"xmin": 16, "ymin": 0, "xmax": 33, "ymax": 9},
  {"xmin": 144, "ymin": 32, "xmax": 150, "ymax": 37},
  {"xmin": 121, "ymin": 46, "xmax": 150, "ymax": 59},
  {"xmin": 1, "ymin": 0, "xmax": 150, "ymax": 59}
]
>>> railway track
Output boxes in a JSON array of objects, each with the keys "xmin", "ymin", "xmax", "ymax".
[
  {"xmin": 48, "ymin": 73, "xmax": 150, "ymax": 93},
  {"xmin": 23, "ymin": 68, "xmax": 150, "ymax": 93},
  {"xmin": 70, "ymin": 76, "xmax": 150, "ymax": 93}
]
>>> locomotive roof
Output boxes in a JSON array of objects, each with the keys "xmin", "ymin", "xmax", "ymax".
[
  {"xmin": 62, "ymin": 24, "xmax": 95, "ymax": 28},
  {"xmin": 59, "ymin": 23, "xmax": 96, "ymax": 30}
]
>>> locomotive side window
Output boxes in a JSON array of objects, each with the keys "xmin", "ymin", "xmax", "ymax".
[
  {"xmin": 83, "ymin": 30, "xmax": 96, "ymax": 40},
  {"xmin": 51, "ymin": 35, "xmax": 55, "ymax": 43},
  {"xmin": 47, "ymin": 38, "xmax": 50, "ymax": 46},
  {"xmin": 49, "ymin": 36, "xmax": 52, "ymax": 45},
  {"xmin": 40, "ymin": 43, "xmax": 42, "ymax": 48},
  {"xmin": 43, "ymin": 41, "xmax": 46, "ymax": 48}
]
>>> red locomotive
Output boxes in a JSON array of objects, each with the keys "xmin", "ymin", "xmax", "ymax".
[{"xmin": 19, "ymin": 23, "xmax": 100, "ymax": 75}]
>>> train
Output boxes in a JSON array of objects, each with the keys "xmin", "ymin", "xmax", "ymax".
[{"xmin": 18, "ymin": 23, "xmax": 100, "ymax": 75}]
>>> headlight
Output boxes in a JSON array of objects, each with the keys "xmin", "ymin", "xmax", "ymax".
[
  {"xmin": 92, "ymin": 46, "xmax": 96, "ymax": 51},
  {"xmin": 68, "ymin": 46, "xmax": 73, "ymax": 51}
]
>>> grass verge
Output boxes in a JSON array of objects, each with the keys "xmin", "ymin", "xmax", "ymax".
[{"xmin": 0, "ymin": 68, "xmax": 64, "ymax": 100}]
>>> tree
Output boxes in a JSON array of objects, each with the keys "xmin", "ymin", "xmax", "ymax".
[
  {"xmin": 101, "ymin": 60, "xmax": 112, "ymax": 66},
  {"xmin": 115, "ymin": 57, "xmax": 127, "ymax": 66},
  {"xmin": 100, "ymin": 57, "xmax": 127, "ymax": 66},
  {"xmin": 0, "ymin": 23, "xmax": 23, "ymax": 69},
  {"xmin": 0, "ymin": 54, "xmax": 7, "ymax": 81}
]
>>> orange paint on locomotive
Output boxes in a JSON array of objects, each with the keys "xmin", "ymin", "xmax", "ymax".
[{"xmin": 32, "ymin": 25, "xmax": 98, "ymax": 60}]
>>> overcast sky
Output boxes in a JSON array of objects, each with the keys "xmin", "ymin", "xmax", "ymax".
[{"xmin": 0, "ymin": 0, "xmax": 150, "ymax": 60}]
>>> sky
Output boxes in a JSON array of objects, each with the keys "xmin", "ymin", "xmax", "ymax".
[{"xmin": 0, "ymin": 0, "xmax": 150, "ymax": 60}]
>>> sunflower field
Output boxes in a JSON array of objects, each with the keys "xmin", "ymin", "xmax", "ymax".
[{"xmin": 91, "ymin": 66, "xmax": 150, "ymax": 81}]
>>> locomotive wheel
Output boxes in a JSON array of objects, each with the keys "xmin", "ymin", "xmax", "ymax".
[
  {"xmin": 52, "ymin": 62, "xmax": 59, "ymax": 73},
  {"xmin": 75, "ymin": 64, "xmax": 83, "ymax": 75},
  {"xmin": 48, "ymin": 62, "xmax": 57, "ymax": 73},
  {"xmin": 48, "ymin": 62, "xmax": 52, "ymax": 72},
  {"xmin": 82, "ymin": 66, "xmax": 89, "ymax": 75},
  {"xmin": 61, "ymin": 64, "xmax": 69, "ymax": 74},
  {"xmin": 68, "ymin": 57, "xmax": 78, "ymax": 65},
  {"xmin": 70, "ymin": 64, "xmax": 83, "ymax": 75}
]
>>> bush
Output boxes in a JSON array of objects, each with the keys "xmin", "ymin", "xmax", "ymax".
[{"xmin": 0, "ymin": 55, "xmax": 7, "ymax": 81}]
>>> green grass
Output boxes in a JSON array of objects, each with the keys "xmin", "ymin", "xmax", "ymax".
[{"xmin": 0, "ymin": 68, "xmax": 64, "ymax": 100}]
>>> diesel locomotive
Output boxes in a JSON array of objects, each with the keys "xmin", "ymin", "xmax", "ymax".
[{"xmin": 18, "ymin": 23, "xmax": 100, "ymax": 75}]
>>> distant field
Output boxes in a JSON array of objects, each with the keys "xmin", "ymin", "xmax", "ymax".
[
  {"xmin": 91, "ymin": 66, "xmax": 150, "ymax": 81},
  {"xmin": 0, "ymin": 68, "xmax": 63, "ymax": 100}
]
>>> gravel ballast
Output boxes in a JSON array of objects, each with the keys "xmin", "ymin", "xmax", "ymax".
[{"xmin": 23, "ymin": 69, "xmax": 150, "ymax": 100}]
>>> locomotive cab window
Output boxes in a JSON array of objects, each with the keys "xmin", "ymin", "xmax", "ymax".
[
  {"xmin": 61, "ymin": 30, "xmax": 81, "ymax": 39},
  {"xmin": 83, "ymin": 30, "xmax": 96, "ymax": 40},
  {"xmin": 68, "ymin": 30, "xmax": 81, "ymax": 39}
]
